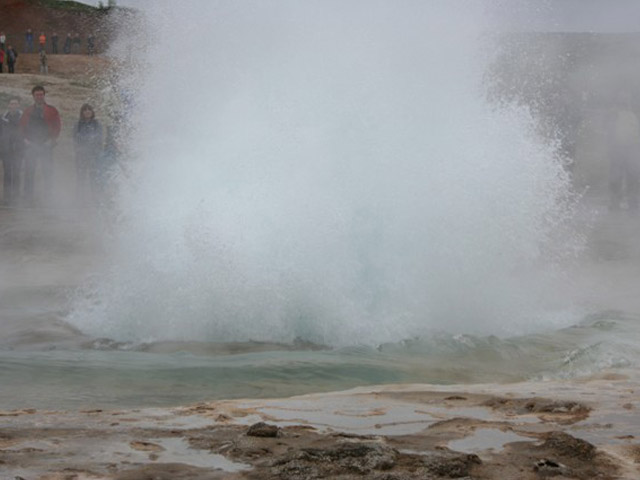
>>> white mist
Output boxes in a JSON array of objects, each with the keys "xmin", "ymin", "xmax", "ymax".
[{"xmin": 70, "ymin": 1, "xmax": 580, "ymax": 346}]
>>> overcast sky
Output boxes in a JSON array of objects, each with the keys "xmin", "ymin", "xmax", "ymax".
[
  {"xmin": 488, "ymin": 0, "xmax": 640, "ymax": 32},
  {"xmin": 81, "ymin": 0, "xmax": 640, "ymax": 33}
]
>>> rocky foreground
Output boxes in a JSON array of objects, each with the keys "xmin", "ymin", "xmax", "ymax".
[{"xmin": 1, "ymin": 371, "xmax": 639, "ymax": 479}]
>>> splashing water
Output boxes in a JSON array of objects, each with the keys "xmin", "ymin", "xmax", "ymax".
[{"xmin": 69, "ymin": 1, "xmax": 580, "ymax": 347}]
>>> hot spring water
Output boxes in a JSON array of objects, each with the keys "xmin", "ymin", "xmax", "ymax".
[{"xmin": 2, "ymin": 1, "xmax": 639, "ymax": 410}]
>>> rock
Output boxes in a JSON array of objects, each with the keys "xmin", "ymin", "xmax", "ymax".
[
  {"xmin": 484, "ymin": 397, "xmax": 590, "ymax": 418},
  {"xmin": 422, "ymin": 451, "xmax": 482, "ymax": 478},
  {"xmin": 129, "ymin": 440, "xmax": 164, "ymax": 452},
  {"xmin": 540, "ymin": 431, "xmax": 596, "ymax": 460},
  {"xmin": 524, "ymin": 400, "xmax": 588, "ymax": 415},
  {"xmin": 533, "ymin": 458, "xmax": 571, "ymax": 477},
  {"xmin": 246, "ymin": 422, "xmax": 280, "ymax": 438},
  {"xmin": 272, "ymin": 441, "xmax": 397, "ymax": 477},
  {"xmin": 371, "ymin": 474, "xmax": 415, "ymax": 480}
]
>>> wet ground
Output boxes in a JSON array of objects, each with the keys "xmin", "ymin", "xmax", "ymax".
[{"xmin": 1, "ymin": 372, "xmax": 638, "ymax": 479}]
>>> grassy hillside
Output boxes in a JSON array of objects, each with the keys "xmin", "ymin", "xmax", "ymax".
[{"xmin": 0, "ymin": 0, "xmax": 136, "ymax": 54}]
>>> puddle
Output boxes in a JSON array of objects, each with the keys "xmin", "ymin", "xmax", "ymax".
[
  {"xmin": 152, "ymin": 437, "xmax": 252, "ymax": 472},
  {"xmin": 1, "ymin": 436, "xmax": 252, "ymax": 474},
  {"xmin": 425, "ymin": 405, "xmax": 502, "ymax": 422},
  {"xmin": 448, "ymin": 428, "xmax": 530, "ymax": 453},
  {"xmin": 2, "ymin": 439, "xmax": 53, "ymax": 452},
  {"xmin": 571, "ymin": 410, "xmax": 640, "ymax": 445},
  {"xmin": 257, "ymin": 398, "xmax": 438, "ymax": 435},
  {"xmin": 247, "ymin": 396, "xmax": 523, "ymax": 436}
]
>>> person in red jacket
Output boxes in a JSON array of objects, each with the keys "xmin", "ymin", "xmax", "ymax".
[{"xmin": 19, "ymin": 85, "xmax": 61, "ymax": 205}]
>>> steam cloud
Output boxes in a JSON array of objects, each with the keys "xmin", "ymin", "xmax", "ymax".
[{"xmin": 69, "ymin": 1, "xmax": 580, "ymax": 347}]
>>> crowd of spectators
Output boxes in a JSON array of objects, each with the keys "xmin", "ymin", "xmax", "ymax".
[
  {"xmin": 0, "ymin": 24, "xmax": 126, "ymax": 209},
  {"xmin": 0, "ymin": 86, "xmax": 121, "ymax": 208},
  {"xmin": 0, "ymin": 28, "xmax": 97, "ymax": 74},
  {"xmin": 23, "ymin": 28, "xmax": 96, "ymax": 55}
]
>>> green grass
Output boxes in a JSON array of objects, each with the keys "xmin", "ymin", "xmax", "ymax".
[{"xmin": 34, "ymin": 0, "xmax": 101, "ymax": 14}]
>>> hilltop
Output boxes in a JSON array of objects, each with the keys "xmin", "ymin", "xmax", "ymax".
[{"xmin": 0, "ymin": 0, "xmax": 136, "ymax": 54}]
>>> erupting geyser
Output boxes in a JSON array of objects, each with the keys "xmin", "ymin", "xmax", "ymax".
[{"xmin": 69, "ymin": 1, "xmax": 580, "ymax": 347}]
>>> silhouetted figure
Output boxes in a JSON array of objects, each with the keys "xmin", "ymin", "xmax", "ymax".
[
  {"xmin": 72, "ymin": 33, "xmax": 81, "ymax": 54},
  {"xmin": 1, "ymin": 98, "xmax": 24, "ymax": 205},
  {"xmin": 25, "ymin": 29, "xmax": 34, "ymax": 53},
  {"xmin": 73, "ymin": 104, "xmax": 103, "ymax": 203},
  {"xmin": 51, "ymin": 33, "xmax": 59, "ymax": 54},
  {"xmin": 92, "ymin": 121, "xmax": 121, "ymax": 208},
  {"xmin": 64, "ymin": 33, "xmax": 72, "ymax": 54},
  {"xmin": 6, "ymin": 46, "xmax": 17, "ymax": 73},
  {"xmin": 19, "ymin": 86, "xmax": 62, "ymax": 206},
  {"xmin": 608, "ymin": 92, "xmax": 640, "ymax": 213},
  {"xmin": 39, "ymin": 49, "xmax": 48, "ymax": 74},
  {"xmin": 87, "ymin": 34, "xmax": 95, "ymax": 55}
]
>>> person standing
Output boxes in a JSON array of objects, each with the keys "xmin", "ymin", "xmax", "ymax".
[
  {"xmin": 0, "ymin": 48, "xmax": 4, "ymax": 73},
  {"xmin": 64, "ymin": 33, "xmax": 72, "ymax": 54},
  {"xmin": 87, "ymin": 34, "xmax": 95, "ymax": 55},
  {"xmin": 19, "ymin": 86, "xmax": 61, "ymax": 206},
  {"xmin": 6, "ymin": 46, "xmax": 17, "ymax": 73},
  {"xmin": 72, "ymin": 33, "xmax": 81, "ymax": 54},
  {"xmin": 51, "ymin": 33, "xmax": 59, "ymax": 54},
  {"xmin": 38, "ymin": 32, "xmax": 46, "ymax": 52},
  {"xmin": 73, "ymin": 104, "xmax": 102, "ymax": 202},
  {"xmin": 1, "ymin": 98, "xmax": 24, "ymax": 205},
  {"xmin": 608, "ymin": 91, "xmax": 640, "ymax": 212},
  {"xmin": 39, "ymin": 49, "xmax": 48, "ymax": 74},
  {"xmin": 25, "ymin": 28, "xmax": 34, "ymax": 53},
  {"xmin": 91, "ymin": 117, "xmax": 123, "ymax": 208}
]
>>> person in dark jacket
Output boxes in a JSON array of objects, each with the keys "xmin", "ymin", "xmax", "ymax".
[
  {"xmin": 63, "ymin": 34, "xmax": 72, "ymax": 54},
  {"xmin": 87, "ymin": 34, "xmax": 95, "ymax": 55},
  {"xmin": 19, "ymin": 85, "xmax": 62, "ymax": 206},
  {"xmin": 25, "ymin": 29, "xmax": 34, "ymax": 53},
  {"xmin": 51, "ymin": 33, "xmax": 59, "ymax": 54},
  {"xmin": 73, "ymin": 104, "xmax": 103, "ymax": 202},
  {"xmin": 72, "ymin": 33, "xmax": 81, "ymax": 54},
  {"xmin": 1, "ymin": 98, "xmax": 24, "ymax": 205},
  {"xmin": 6, "ymin": 46, "xmax": 17, "ymax": 73}
]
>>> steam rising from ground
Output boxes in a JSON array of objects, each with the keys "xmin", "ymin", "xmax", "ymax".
[{"xmin": 70, "ymin": 1, "xmax": 580, "ymax": 346}]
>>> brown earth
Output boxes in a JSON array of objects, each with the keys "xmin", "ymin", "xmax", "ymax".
[
  {"xmin": 0, "ymin": 0, "xmax": 134, "ymax": 54},
  {"xmin": 0, "ymin": 54, "xmax": 115, "ymax": 209},
  {"xmin": 1, "ymin": 377, "xmax": 639, "ymax": 479},
  {"xmin": 0, "ymin": 53, "xmax": 112, "ymax": 131},
  {"xmin": 5, "ymin": 50, "xmax": 113, "ymax": 77}
]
